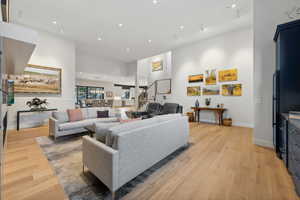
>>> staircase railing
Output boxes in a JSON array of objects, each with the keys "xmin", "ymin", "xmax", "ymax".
[{"xmin": 137, "ymin": 79, "xmax": 171, "ymax": 110}]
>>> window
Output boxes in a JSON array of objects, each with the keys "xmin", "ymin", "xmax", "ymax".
[{"xmin": 76, "ymin": 86, "xmax": 104, "ymax": 104}]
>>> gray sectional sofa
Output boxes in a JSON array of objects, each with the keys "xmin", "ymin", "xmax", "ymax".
[
  {"xmin": 82, "ymin": 114, "xmax": 189, "ymax": 199},
  {"xmin": 49, "ymin": 107, "xmax": 120, "ymax": 139}
]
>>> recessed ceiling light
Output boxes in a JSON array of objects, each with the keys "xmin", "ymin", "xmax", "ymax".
[
  {"xmin": 118, "ymin": 23, "xmax": 123, "ymax": 28},
  {"xmin": 231, "ymin": 4, "xmax": 237, "ymax": 8},
  {"xmin": 153, "ymin": 0, "xmax": 158, "ymax": 5},
  {"xmin": 148, "ymin": 39, "xmax": 152, "ymax": 43},
  {"xmin": 179, "ymin": 25, "xmax": 185, "ymax": 30},
  {"xmin": 52, "ymin": 21, "xmax": 57, "ymax": 25}
]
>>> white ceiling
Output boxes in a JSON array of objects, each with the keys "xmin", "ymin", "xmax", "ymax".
[{"xmin": 10, "ymin": 0, "xmax": 252, "ymax": 63}]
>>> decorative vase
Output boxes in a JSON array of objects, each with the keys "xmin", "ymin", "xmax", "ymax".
[
  {"xmin": 195, "ymin": 99, "xmax": 199, "ymax": 108},
  {"xmin": 205, "ymin": 98, "xmax": 211, "ymax": 107}
]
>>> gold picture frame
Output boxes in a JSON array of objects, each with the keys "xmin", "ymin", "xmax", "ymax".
[
  {"xmin": 203, "ymin": 86, "xmax": 220, "ymax": 95},
  {"xmin": 9, "ymin": 64, "xmax": 62, "ymax": 94},
  {"xmin": 205, "ymin": 69, "xmax": 217, "ymax": 85},
  {"xmin": 152, "ymin": 60, "xmax": 163, "ymax": 72},
  {"xmin": 188, "ymin": 74, "xmax": 204, "ymax": 83},
  {"xmin": 222, "ymin": 84, "xmax": 242, "ymax": 96},
  {"xmin": 219, "ymin": 68, "xmax": 238, "ymax": 82},
  {"xmin": 187, "ymin": 86, "xmax": 201, "ymax": 96}
]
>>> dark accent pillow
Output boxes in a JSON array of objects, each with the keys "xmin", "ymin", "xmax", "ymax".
[{"xmin": 97, "ymin": 110, "xmax": 109, "ymax": 118}]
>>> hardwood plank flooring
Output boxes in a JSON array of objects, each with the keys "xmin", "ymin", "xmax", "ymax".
[
  {"xmin": 3, "ymin": 123, "xmax": 299, "ymax": 200},
  {"xmin": 3, "ymin": 126, "xmax": 67, "ymax": 200}
]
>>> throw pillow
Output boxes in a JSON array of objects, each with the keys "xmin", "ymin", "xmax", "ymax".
[
  {"xmin": 97, "ymin": 110, "xmax": 109, "ymax": 118},
  {"xmin": 67, "ymin": 109, "xmax": 83, "ymax": 122}
]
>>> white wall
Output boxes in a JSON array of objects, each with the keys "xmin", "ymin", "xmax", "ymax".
[
  {"xmin": 137, "ymin": 51, "xmax": 172, "ymax": 85},
  {"xmin": 253, "ymin": 0, "xmax": 300, "ymax": 147},
  {"xmin": 76, "ymin": 51, "xmax": 131, "ymax": 77},
  {"xmin": 8, "ymin": 30, "xmax": 76, "ymax": 129},
  {"xmin": 137, "ymin": 52, "xmax": 172, "ymax": 103},
  {"xmin": 138, "ymin": 28, "xmax": 254, "ymax": 127},
  {"xmin": 169, "ymin": 28, "xmax": 254, "ymax": 128}
]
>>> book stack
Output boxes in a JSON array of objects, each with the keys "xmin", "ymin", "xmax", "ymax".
[{"xmin": 289, "ymin": 111, "xmax": 300, "ymax": 120}]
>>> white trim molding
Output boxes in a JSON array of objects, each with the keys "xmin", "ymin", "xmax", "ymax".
[{"xmin": 253, "ymin": 138, "xmax": 274, "ymax": 149}]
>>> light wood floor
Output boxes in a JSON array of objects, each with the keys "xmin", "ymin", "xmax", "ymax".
[{"xmin": 3, "ymin": 123, "xmax": 300, "ymax": 200}]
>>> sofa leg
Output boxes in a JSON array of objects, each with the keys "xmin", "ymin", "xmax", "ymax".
[
  {"xmin": 82, "ymin": 165, "xmax": 85, "ymax": 173},
  {"xmin": 111, "ymin": 191, "xmax": 115, "ymax": 200}
]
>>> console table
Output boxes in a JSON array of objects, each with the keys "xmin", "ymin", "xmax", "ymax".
[
  {"xmin": 17, "ymin": 108, "xmax": 58, "ymax": 131},
  {"xmin": 191, "ymin": 107, "xmax": 227, "ymax": 125}
]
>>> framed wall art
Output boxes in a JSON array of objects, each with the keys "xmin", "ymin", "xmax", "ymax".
[
  {"xmin": 188, "ymin": 74, "xmax": 204, "ymax": 83},
  {"xmin": 9, "ymin": 64, "xmax": 62, "ymax": 94},
  {"xmin": 222, "ymin": 84, "xmax": 242, "ymax": 96},
  {"xmin": 203, "ymin": 86, "xmax": 220, "ymax": 95},
  {"xmin": 152, "ymin": 60, "xmax": 163, "ymax": 72},
  {"xmin": 187, "ymin": 86, "xmax": 201, "ymax": 96},
  {"xmin": 205, "ymin": 69, "xmax": 217, "ymax": 85},
  {"xmin": 219, "ymin": 68, "xmax": 238, "ymax": 82}
]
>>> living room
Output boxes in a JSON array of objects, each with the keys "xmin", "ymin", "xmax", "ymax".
[{"xmin": 1, "ymin": 0, "xmax": 300, "ymax": 200}]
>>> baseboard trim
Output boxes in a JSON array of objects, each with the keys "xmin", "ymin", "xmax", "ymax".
[
  {"xmin": 253, "ymin": 138, "xmax": 274, "ymax": 149},
  {"xmin": 199, "ymin": 119, "xmax": 254, "ymax": 128}
]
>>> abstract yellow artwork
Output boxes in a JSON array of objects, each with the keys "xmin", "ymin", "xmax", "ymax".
[
  {"xmin": 187, "ymin": 86, "xmax": 201, "ymax": 96},
  {"xmin": 188, "ymin": 74, "xmax": 204, "ymax": 83},
  {"xmin": 219, "ymin": 68, "xmax": 238, "ymax": 82},
  {"xmin": 152, "ymin": 60, "xmax": 163, "ymax": 72},
  {"xmin": 205, "ymin": 69, "xmax": 217, "ymax": 85},
  {"xmin": 222, "ymin": 84, "xmax": 242, "ymax": 96}
]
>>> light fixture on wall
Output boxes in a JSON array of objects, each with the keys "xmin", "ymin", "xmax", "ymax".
[
  {"xmin": 118, "ymin": 23, "xmax": 124, "ymax": 28},
  {"xmin": 148, "ymin": 39, "xmax": 152, "ymax": 43},
  {"xmin": 52, "ymin": 21, "xmax": 57, "ymax": 25},
  {"xmin": 179, "ymin": 25, "xmax": 185, "ymax": 30},
  {"xmin": 97, "ymin": 37, "xmax": 102, "ymax": 41},
  {"xmin": 153, "ymin": 0, "xmax": 158, "ymax": 5},
  {"xmin": 126, "ymin": 47, "xmax": 130, "ymax": 52}
]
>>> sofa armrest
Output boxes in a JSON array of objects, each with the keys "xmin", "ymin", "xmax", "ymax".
[
  {"xmin": 82, "ymin": 136, "xmax": 119, "ymax": 192},
  {"xmin": 49, "ymin": 117, "xmax": 59, "ymax": 138}
]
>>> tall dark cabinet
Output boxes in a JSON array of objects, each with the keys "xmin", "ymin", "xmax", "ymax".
[{"xmin": 273, "ymin": 19, "xmax": 300, "ymax": 196}]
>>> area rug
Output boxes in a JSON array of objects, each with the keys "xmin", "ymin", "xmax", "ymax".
[{"xmin": 36, "ymin": 135, "xmax": 187, "ymax": 200}]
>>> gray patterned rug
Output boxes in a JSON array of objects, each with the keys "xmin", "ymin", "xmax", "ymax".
[{"xmin": 36, "ymin": 134, "xmax": 187, "ymax": 200}]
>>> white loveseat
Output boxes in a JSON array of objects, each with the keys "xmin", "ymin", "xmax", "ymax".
[
  {"xmin": 82, "ymin": 114, "xmax": 189, "ymax": 198},
  {"xmin": 49, "ymin": 107, "xmax": 121, "ymax": 139}
]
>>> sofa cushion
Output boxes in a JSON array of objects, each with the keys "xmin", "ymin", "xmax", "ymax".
[
  {"xmin": 59, "ymin": 119, "xmax": 94, "ymax": 131},
  {"xmin": 58, "ymin": 117, "xmax": 120, "ymax": 131},
  {"xmin": 95, "ymin": 122, "xmax": 120, "ymax": 143},
  {"xmin": 154, "ymin": 113, "xmax": 182, "ymax": 121},
  {"xmin": 81, "ymin": 108, "xmax": 89, "ymax": 119},
  {"xmin": 161, "ymin": 103, "xmax": 179, "ymax": 114},
  {"xmin": 87, "ymin": 108, "xmax": 98, "ymax": 119},
  {"xmin": 67, "ymin": 109, "xmax": 83, "ymax": 122},
  {"xmin": 52, "ymin": 111, "xmax": 69, "ymax": 123},
  {"xmin": 97, "ymin": 110, "xmax": 109, "ymax": 118}
]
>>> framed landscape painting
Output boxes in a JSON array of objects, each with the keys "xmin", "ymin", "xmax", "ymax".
[
  {"xmin": 205, "ymin": 69, "xmax": 217, "ymax": 85},
  {"xmin": 187, "ymin": 86, "xmax": 201, "ymax": 96},
  {"xmin": 219, "ymin": 68, "xmax": 238, "ymax": 82},
  {"xmin": 203, "ymin": 86, "xmax": 220, "ymax": 95},
  {"xmin": 9, "ymin": 64, "xmax": 62, "ymax": 94},
  {"xmin": 188, "ymin": 74, "xmax": 204, "ymax": 83},
  {"xmin": 152, "ymin": 60, "xmax": 163, "ymax": 72},
  {"xmin": 222, "ymin": 84, "xmax": 242, "ymax": 96}
]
